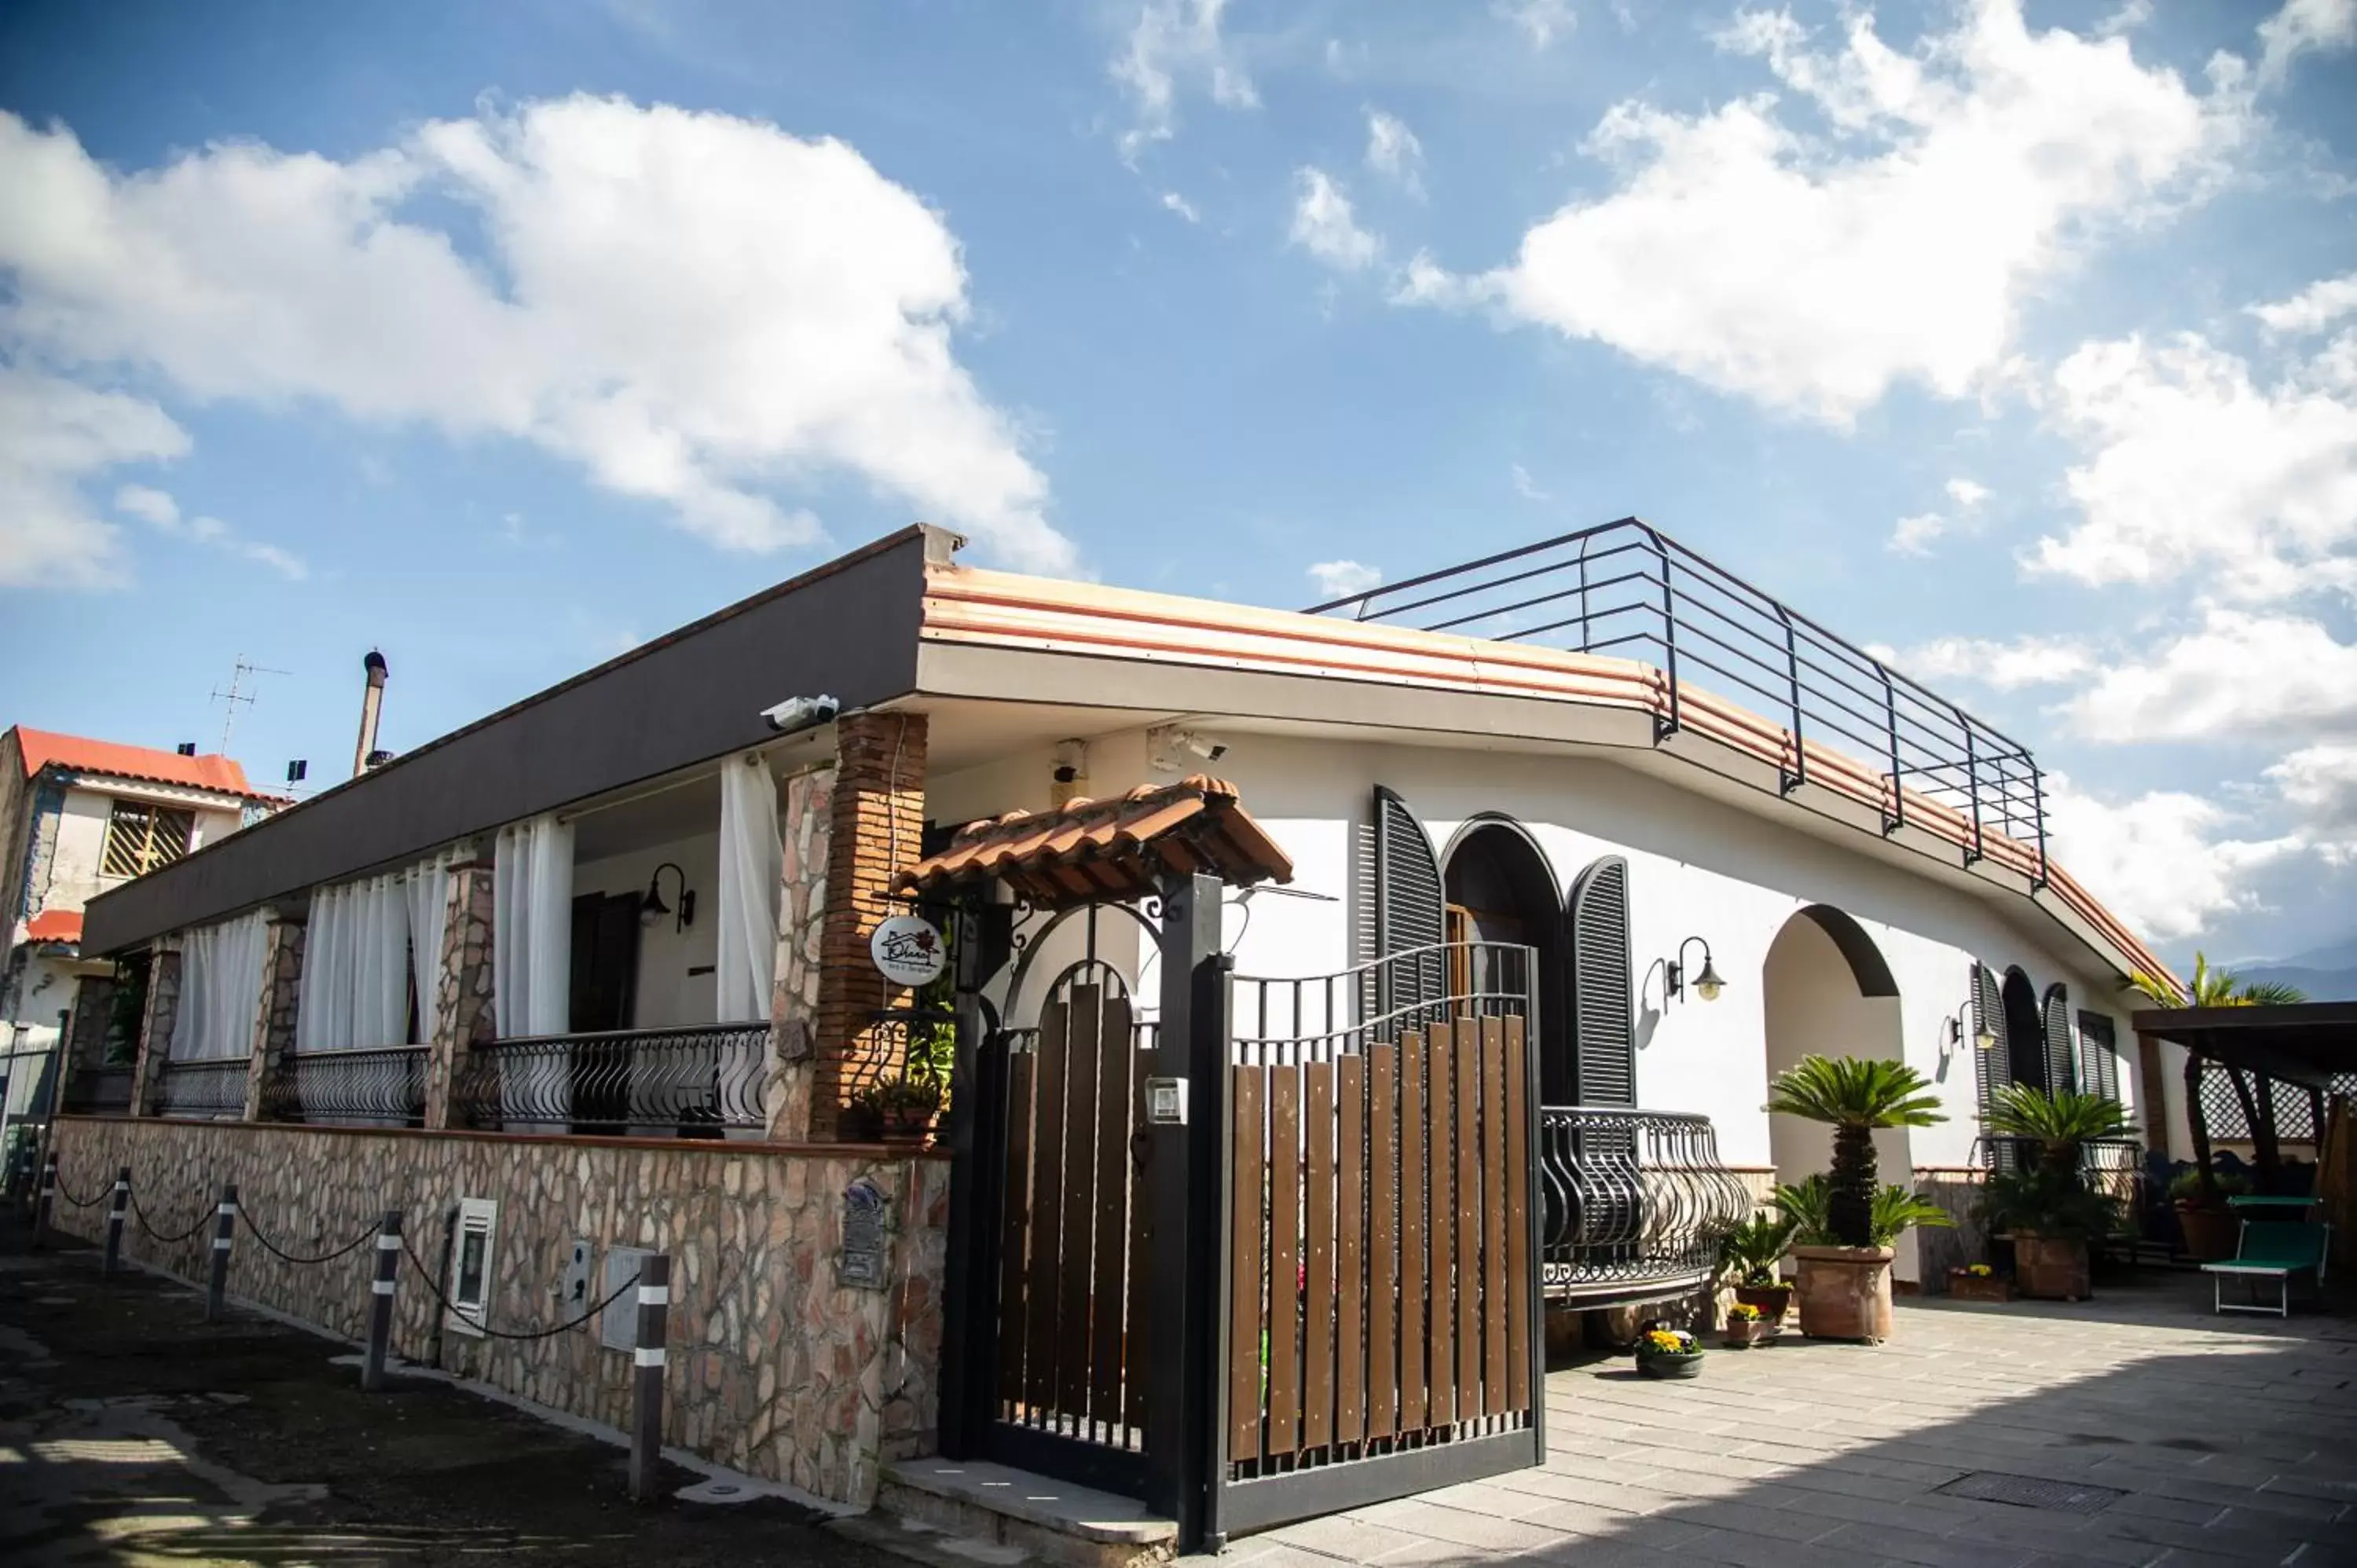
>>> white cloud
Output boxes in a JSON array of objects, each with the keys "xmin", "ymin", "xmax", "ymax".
[
  {"xmin": 1878, "ymin": 633, "xmax": 2097, "ymax": 690},
  {"xmin": 1417, "ymin": 1, "xmax": 2244, "ymax": 423},
  {"xmin": 1160, "ymin": 190, "xmax": 1200, "ymax": 223},
  {"xmin": 2257, "ymin": 0, "xmax": 2356, "ymax": 84},
  {"xmin": 1512, "ymin": 463, "xmax": 1551, "ymax": 502},
  {"xmin": 1111, "ymin": 0, "xmax": 1256, "ymax": 162},
  {"xmin": 2027, "ymin": 329, "xmax": 2357, "ymax": 597},
  {"xmin": 1945, "ymin": 477, "xmax": 1990, "ymax": 509},
  {"xmin": 0, "ymin": 98, "xmax": 1075, "ymax": 573},
  {"xmin": 113, "ymin": 482, "xmax": 178, "ymax": 527},
  {"xmin": 1289, "ymin": 168, "xmax": 1381, "ymax": 271},
  {"xmin": 0, "ymin": 366, "xmax": 187, "ymax": 588},
  {"xmin": 1365, "ymin": 109, "xmax": 1424, "ymax": 193},
  {"xmin": 2267, "ymin": 742, "xmax": 2357, "ymax": 849},
  {"xmin": 2062, "ymin": 608, "xmax": 2357, "ymax": 743},
  {"xmin": 2044, "ymin": 774, "xmax": 2298, "ymax": 943},
  {"xmin": 1307, "ymin": 559, "xmax": 1382, "ymax": 600},
  {"xmin": 1494, "ymin": 0, "xmax": 1578, "ymax": 50},
  {"xmin": 2249, "ymin": 271, "xmax": 2357, "ymax": 335},
  {"xmin": 1888, "ymin": 512, "xmax": 1948, "ymax": 555}
]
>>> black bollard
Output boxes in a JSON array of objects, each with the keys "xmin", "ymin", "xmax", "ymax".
[
  {"xmin": 33, "ymin": 1156, "xmax": 55, "ymax": 1251},
  {"xmin": 361, "ymin": 1209, "xmax": 402, "ymax": 1390},
  {"xmin": 102, "ymin": 1166, "xmax": 130, "ymax": 1277},
  {"xmin": 629, "ymin": 1254, "xmax": 671, "ymax": 1504},
  {"xmin": 204, "ymin": 1182, "xmax": 238, "ymax": 1322}
]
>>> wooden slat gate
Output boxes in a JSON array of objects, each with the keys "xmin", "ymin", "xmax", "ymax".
[
  {"xmin": 1215, "ymin": 963, "xmax": 1545, "ymax": 1537},
  {"xmin": 977, "ymin": 961, "xmax": 1154, "ymax": 1496}
]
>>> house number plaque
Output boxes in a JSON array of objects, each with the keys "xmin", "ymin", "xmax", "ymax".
[{"xmin": 838, "ymin": 1178, "xmax": 889, "ymax": 1291}]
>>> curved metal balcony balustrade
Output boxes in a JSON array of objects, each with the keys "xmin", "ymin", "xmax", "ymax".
[
  {"xmin": 259, "ymin": 1046, "xmax": 428, "ymax": 1127},
  {"xmin": 156, "ymin": 1059, "xmax": 248, "ymax": 1121},
  {"xmin": 1538, "ymin": 1105, "xmax": 1750, "ymax": 1304},
  {"xmin": 452, "ymin": 1023, "xmax": 771, "ymax": 1137}
]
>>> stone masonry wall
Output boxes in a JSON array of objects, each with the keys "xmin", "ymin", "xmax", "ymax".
[
  {"xmin": 49, "ymin": 1117, "xmax": 950, "ymax": 1506},
  {"xmin": 126, "ymin": 944, "xmax": 181, "ymax": 1116},
  {"xmin": 424, "ymin": 860, "xmax": 495, "ymax": 1130},
  {"xmin": 242, "ymin": 916, "xmax": 305, "ymax": 1119},
  {"xmin": 767, "ymin": 764, "xmax": 834, "ymax": 1143}
]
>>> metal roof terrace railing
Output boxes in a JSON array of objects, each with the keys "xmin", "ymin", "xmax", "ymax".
[{"xmin": 1306, "ymin": 518, "xmax": 2049, "ymax": 885}]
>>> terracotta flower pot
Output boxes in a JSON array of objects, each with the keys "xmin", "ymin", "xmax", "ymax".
[
  {"xmin": 2176, "ymin": 1203, "xmax": 2240, "ymax": 1262},
  {"xmin": 1792, "ymin": 1244, "xmax": 1895, "ymax": 1342},
  {"xmin": 2013, "ymin": 1232, "xmax": 2091, "ymax": 1301},
  {"xmin": 1947, "ymin": 1269, "xmax": 2015, "ymax": 1304},
  {"xmin": 1733, "ymin": 1283, "xmax": 1794, "ymax": 1323},
  {"xmin": 1721, "ymin": 1319, "xmax": 1769, "ymax": 1349}
]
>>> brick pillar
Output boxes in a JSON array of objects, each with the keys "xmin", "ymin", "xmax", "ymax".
[
  {"xmin": 423, "ymin": 856, "xmax": 496, "ymax": 1130},
  {"xmin": 812, "ymin": 712, "xmax": 928, "ymax": 1138},
  {"xmin": 126, "ymin": 941, "xmax": 181, "ymax": 1116},
  {"xmin": 767, "ymin": 764, "xmax": 837, "ymax": 1141},
  {"xmin": 241, "ymin": 912, "xmax": 306, "ymax": 1119}
]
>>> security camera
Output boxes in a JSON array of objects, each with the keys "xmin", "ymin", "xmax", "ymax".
[
  {"xmin": 761, "ymin": 694, "xmax": 840, "ymax": 732},
  {"xmin": 1147, "ymin": 725, "xmax": 1230, "ymax": 771}
]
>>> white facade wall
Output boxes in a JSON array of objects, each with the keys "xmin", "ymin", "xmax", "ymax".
[
  {"xmin": 42, "ymin": 783, "xmax": 244, "ymax": 925},
  {"xmin": 930, "ymin": 727, "xmax": 2143, "ymax": 1181},
  {"xmin": 573, "ymin": 831, "xmax": 724, "ymax": 1031}
]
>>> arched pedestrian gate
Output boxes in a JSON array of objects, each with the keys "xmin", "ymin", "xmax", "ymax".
[{"xmin": 937, "ymin": 876, "xmax": 1545, "ymax": 1553}]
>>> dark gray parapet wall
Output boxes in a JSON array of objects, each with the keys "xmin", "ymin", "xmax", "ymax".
[{"xmin": 82, "ymin": 527, "xmax": 933, "ymax": 957}]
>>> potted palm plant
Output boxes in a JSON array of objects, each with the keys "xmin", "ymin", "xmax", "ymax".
[
  {"xmin": 1718, "ymin": 1209, "xmax": 1802, "ymax": 1324},
  {"xmin": 1764, "ymin": 1056, "xmax": 1947, "ymax": 1342},
  {"xmin": 1980, "ymin": 1084, "xmax": 2134, "ymax": 1299}
]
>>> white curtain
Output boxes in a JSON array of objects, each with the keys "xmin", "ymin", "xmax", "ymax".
[
  {"xmin": 405, "ymin": 852, "xmax": 455, "ymax": 1043},
  {"xmin": 493, "ymin": 813, "xmax": 574, "ymax": 1039},
  {"xmin": 169, "ymin": 912, "xmax": 267, "ymax": 1062},
  {"xmin": 295, "ymin": 873, "xmax": 409, "ymax": 1053},
  {"xmin": 717, "ymin": 756, "xmax": 784, "ymax": 1022}
]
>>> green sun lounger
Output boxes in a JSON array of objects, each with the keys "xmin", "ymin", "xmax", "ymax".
[{"xmin": 2202, "ymin": 1219, "xmax": 2332, "ymax": 1317}]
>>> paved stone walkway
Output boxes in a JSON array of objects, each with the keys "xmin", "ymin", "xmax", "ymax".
[{"xmin": 1230, "ymin": 1279, "xmax": 2357, "ymax": 1568}]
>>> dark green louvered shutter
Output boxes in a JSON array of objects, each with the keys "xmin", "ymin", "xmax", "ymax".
[
  {"xmin": 1373, "ymin": 787, "xmax": 1446, "ymax": 1027},
  {"xmin": 2041, "ymin": 984, "xmax": 2077, "ymax": 1096},
  {"xmin": 1972, "ymin": 962, "xmax": 2014, "ymax": 1169},
  {"xmin": 1567, "ymin": 856, "xmax": 1635, "ymax": 1107},
  {"xmin": 2077, "ymin": 1010, "xmax": 2120, "ymax": 1101}
]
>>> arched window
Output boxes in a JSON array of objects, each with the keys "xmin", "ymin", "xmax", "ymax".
[{"xmin": 1567, "ymin": 856, "xmax": 1634, "ymax": 1106}]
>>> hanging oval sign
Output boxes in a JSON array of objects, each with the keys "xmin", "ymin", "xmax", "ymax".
[{"xmin": 870, "ymin": 913, "xmax": 947, "ymax": 987}]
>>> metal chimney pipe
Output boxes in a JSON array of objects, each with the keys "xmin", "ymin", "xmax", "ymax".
[{"xmin": 353, "ymin": 649, "xmax": 388, "ymax": 777}]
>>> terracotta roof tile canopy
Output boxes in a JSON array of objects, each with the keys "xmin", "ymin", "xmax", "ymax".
[
  {"xmin": 896, "ymin": 775, "xmax": 1294, "ymax": 910},
  {"xmin": 12, "ymin": 726, "xmax": 271, "ymax": 800}
]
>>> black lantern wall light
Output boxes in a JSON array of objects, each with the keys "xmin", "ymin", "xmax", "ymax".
[{"xmin": 639, "ymin": 861, "xmax": 695, "ymax": 932}]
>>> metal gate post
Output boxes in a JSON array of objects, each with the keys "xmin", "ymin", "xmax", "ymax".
[
  {"xmin": 937, "ymin": 900, "xmax": 1005, "ymax": 1461},
  {"xmin": 1141, "ymin": 871, "xmax": 1227, "ymax": 1552}
]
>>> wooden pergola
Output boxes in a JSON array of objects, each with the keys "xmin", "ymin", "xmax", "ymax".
[{"xmin": 2132, "ymin": 1002, "xmax": 2357, "ymax": 1190}]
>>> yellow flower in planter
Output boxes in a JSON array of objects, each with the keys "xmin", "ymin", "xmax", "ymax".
[
  {"xmin": 1644, "ymin": 1329, "xmax": 1688, "ymax": 1354},
  {"xmin": 1967, "ymin": 1263, "xmax": 1992, "ymax": 1277}
]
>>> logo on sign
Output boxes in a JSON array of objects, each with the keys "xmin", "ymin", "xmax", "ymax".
[{"xmin": 869, "ymin": 914, "xmax": 946, "ymax": 987}]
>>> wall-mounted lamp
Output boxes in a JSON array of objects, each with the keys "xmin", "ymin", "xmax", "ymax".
[
  {"xmin": 1941, "ymin": 1009, "xmax": 2000, "ymax": 1063},
  {"xmin": 640, "ymin": 862, "xmax": 695, "ymax": 932},
  {"xmin": 1664, "ymin": 936, "xmax": 1725, "ymax": 1004}
]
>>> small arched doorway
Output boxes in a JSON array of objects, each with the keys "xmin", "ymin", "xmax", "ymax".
[
  {"xmin": 1442, "ymin": 819, "xmax": 1571, "ymax": 1101},
  {"xmin": 1762, "ymin": 905, "xmax": 1908, "ymax": 1240}
]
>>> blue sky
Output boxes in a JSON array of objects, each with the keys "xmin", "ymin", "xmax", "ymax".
[{"xmin": 2, "ymin": 0, "xmax": 2353, "ymax": 967}]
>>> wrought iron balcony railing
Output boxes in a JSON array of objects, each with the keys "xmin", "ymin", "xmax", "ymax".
[
  {"xmin": 452, "ymin": 1023, "xmax": 770, "ymax": 1136},
  {"xmin": 63, "ymin": 1065, "xmax": 134, "ymax": 1116},
  {"xmin": 1538, "ymin": 1105, "xmax": 1750, "ymax": 1303},
  {"xmin": 1308, "ymin": 520, "xmax": 2048, "ymax": 880},
  {"xmin": 158, "ymin": 1059, "xmax": 247, "ymax": 1121},
  {"xmin": 260, "ymin": 1046, "xmax": 427, "ymax": 1127}
]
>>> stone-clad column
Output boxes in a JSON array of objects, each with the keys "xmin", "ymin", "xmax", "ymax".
[
  {"xmin": 812, "ymin": 713, "xmax": 927, "ymax": 1138},
  {"xmin": 423, "ymin": 855, "xmax": 496, "ymax": 1130},
  {"xmin": 766, "ymin": 764, "xmax": 836, "ymax": 1142},
  {"xmin": 241, "ymin": 911, "xmax": 306, "ymax": 1120},
  {"xmin": 126, "ymin": 941, "xmax": 181, "ymax": 1116}
]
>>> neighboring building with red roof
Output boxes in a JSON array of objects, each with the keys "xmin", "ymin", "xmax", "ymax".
[{"xmin": 2, "ymin": 725, "xmax": 287, "ymax": 1128}]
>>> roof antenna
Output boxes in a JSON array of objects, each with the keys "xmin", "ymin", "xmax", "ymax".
[{"xmin": 210, "ymin": 655, "xmax": 288, "ymax": 753}]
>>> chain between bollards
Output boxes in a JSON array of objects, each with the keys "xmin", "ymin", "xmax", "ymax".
[
  {"xmin": 629, "ymin": 1253, "xmax": 671, "ymax": 1505},
  {"xmin": 33, "ymin": 1156, "xmax": 55, "ymax": 1251},
  {"xmin": 361, "ymin": 1209, "xmax": 402, "ymax": 1391},
  {"xmin": 204, "ymin": 1182, "xmax": 239, "ymax": 1323},
  {"xmin": 102, "ymin": 1166, "xmax": 130, "ymax": 1278}
]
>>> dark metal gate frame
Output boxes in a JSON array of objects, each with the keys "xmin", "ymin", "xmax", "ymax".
[{"xmin": 940, "ymin": 873, "xmax": 1545, "ymax": 1552}]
